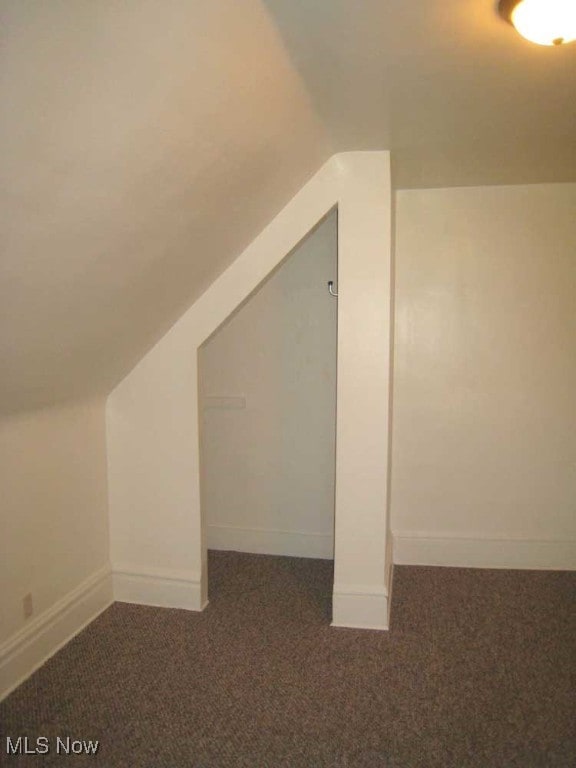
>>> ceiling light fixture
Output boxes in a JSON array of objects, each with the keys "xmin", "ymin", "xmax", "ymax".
[{"xmin": 498, "ymin": 0, "xmax": 576, "ymax": 46}]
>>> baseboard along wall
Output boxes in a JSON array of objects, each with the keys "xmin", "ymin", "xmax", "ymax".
[
  {"xmin": 393, "ymin": 532, "xmax": 576, "ymax": 570},
  {"xmin": 207, "ymin": 524, "xmax": 334, "ymax": 560},
  {"xmin": 112, "ymin": 566, "xmax": 206, "ymax": 611},
  {"xmin": 332, "ymin": 583, "xmax": 391, "ymax": 631},
  {"xmin": 0, "ymin": 565, "xmax": 113, "ymax": 702}
]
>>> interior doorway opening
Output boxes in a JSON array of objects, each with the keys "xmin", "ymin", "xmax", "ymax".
[{"xmin": 198, "ymin": 210, "xmax": 338, "ymax": 617}]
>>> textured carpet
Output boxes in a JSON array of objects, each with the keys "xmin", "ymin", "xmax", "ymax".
[{"xmin": 1, "ymin": 552, "xmax": 575, "ymax": 767}]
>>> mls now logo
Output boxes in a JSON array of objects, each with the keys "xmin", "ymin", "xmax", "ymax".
[{"xmin": 5, "ymin": 736, "xmax": 100, "ymax": 755}]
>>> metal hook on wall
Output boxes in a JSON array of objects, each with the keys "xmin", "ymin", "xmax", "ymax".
[{"xmin": 327, "ymin": 280, "xmax": 338, "ymax": 298}]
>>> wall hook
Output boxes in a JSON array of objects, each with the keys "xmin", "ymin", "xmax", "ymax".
[{"xmin": 328, "ymin": 280, "xmax": 338, "ymax": 298}]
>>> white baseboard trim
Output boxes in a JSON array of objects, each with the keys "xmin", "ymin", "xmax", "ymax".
[
  {"xmin": 112, "ymin": 566, "xmax": 206, "ymax": 611},
  {"xmin": 207, "ymin": 524, "xmax": 334, "ymax": 560},
  {"xmin": 332, "ymin": 582, "xmax": 391, "ymax": 630},
  {"xmin": 393, "ymin": 532, "xmax": 576, "ymax": 570},
  {"xmin": 0, "ymin": 565, "xmax": 113, "ymax": 702}
]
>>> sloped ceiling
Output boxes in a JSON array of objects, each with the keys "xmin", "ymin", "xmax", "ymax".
[
  {"xmin": 0, "ymin": 1, "xmax": 331, "ymax": 414},
  {"xmin": 1, "ymin": 1, "xmax": 575, "ymax": 415}
]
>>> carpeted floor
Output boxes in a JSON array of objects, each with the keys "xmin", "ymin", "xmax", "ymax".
[{"xmin": 1, "ymin": 551, "xmax": 575, "ymax": 767}]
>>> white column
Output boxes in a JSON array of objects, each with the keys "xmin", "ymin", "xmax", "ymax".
[{"xmin": 332, "ymin": 152, "xmax": 393, "ymax": 629}]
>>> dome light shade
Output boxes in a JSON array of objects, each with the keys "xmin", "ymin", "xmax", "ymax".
[{"xmin": 498, "ymin": 0, "xmax": 576, "ymax": 46}]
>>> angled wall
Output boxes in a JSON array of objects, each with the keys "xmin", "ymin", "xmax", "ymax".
[{"xmin": 106, "ymin": 152, "xmax": 394, "ymax": 629}]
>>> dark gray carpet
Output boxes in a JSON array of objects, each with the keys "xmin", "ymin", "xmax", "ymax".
[{"xmin": 1, "ymin": 551, "xmax": 575, "ymax": 767}]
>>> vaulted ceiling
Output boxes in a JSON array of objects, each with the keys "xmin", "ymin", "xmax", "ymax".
[{"xmin": 1, "ymin": 1, "xmax": 574, "ymax": 415}]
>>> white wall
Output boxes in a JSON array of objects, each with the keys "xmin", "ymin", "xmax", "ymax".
[
  {"xmin": 200, "ymin": 213, "xmax": 337, "ymax": 559},
  {"xmin": 0, "ymin": 399, "xmax": 112, "ymax": 698},
  {"xmin": 392, "ymin": 183, "xmax": 576, "ymax": 569}
]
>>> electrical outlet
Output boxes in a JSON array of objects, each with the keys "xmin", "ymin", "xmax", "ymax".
[{"xmin": 23, "ymin": 593, "xmax": 33, "ymax": 620}]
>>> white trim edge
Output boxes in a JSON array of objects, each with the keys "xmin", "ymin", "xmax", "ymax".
[
  {"xmin": 0, "ymin": 565, "xmax": 113, "ymax": 702},
  {"xmin": 112, "ymin": 566, "xmax": 206, "ymax": 611},
  {"xmin": 393, "ymin": 532, "xmax": 576, "ymax": 570},
  {"xmin": 332, "ymin": 580, "xmax": 391, "ymax": 631},
  {"xmin": 207, "ymin": 524, "xmax": 334, "ymax": 560}
]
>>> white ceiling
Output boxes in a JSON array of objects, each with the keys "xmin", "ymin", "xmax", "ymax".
[
  {"xmin": 264, "ymin": 0, "xmax": 576, "ymax": 188},
  {"xmin": 1, "ymin": 1, "xmax": 574, "ymax": 415}
]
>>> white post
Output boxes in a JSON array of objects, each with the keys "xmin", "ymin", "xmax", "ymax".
[{"xmin": 332, "ymin": 153, "xmax": 393, "ymax": 629}]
